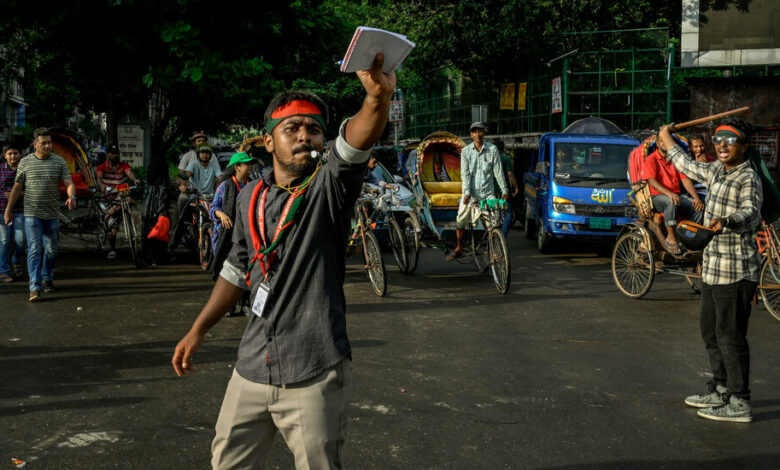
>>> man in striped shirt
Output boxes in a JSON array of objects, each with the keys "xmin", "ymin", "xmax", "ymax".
[
  {"xmin": 4, "ymin": 128, "xmax": 77, "ymax": 302},
  {"xmin": 658, "ymin": 120, "xmax": 762, "ymax": 423}
]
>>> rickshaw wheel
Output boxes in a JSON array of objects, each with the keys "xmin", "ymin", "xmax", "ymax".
[
  {"xmin": 387, "ymin": 217, "xmax": 407, "ymax": 273},
  {"xmin": 364, "ymin": 230, "xmax": 387, "ymax": 297},
  {"xmin": 759, "ymin": 258, "xmax": 780, "ymax": 322},
  {"xmin": 488, "ymin": 228, "xmax": 511, "ymax": 294},
  {"xmin": 612, "ymin": 232, "xmax": 655, "ymax": 298},
  {"xmin": 403, "ymin": 213, "xmax": 421, "ymax": 274}
]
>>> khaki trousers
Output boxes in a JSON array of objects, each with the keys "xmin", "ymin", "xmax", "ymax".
[{"xmin": 211, "ymin": 360, "xmax": 352, "ymax": 470}]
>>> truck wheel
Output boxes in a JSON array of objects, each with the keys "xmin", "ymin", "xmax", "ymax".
[
  {"xmin": 523, "ymin": 201, "xmax": 536, "ymax": 240},
  {"xmin": 537, "ymin": 225, "xmax": 553, "ymax": 253}
]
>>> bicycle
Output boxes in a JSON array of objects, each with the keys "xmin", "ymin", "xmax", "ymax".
[
  {"xmin": 348, "ymin": 190, "xmax": 387, "ymax": 297},
  {"xmin": 755, "ymin": 220, "xmax": 780, "ymax": 321},
  {"xmin": 456, "ymin": 198, "xmax": 511, "ymax": 294},
  {"xmin": 172, "ymin": 172, "xmax": 214, "ymax": 269},
  {"xmin": 101, "ymin": 183, "xmax": 144, "ymax": 267}
]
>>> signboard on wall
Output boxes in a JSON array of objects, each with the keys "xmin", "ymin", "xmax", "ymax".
[
  {"xmin": 500, "ymin": 83, "xmax": 516, "ymax": 110},
  {"xmin": 118, "ymin": 124, "xmax": 145, "ymax": 167},
  {"xmin": 551, "ymin": 77, "xmax": 562, "ymax": 114},
  {"xmin": 518, "ymin": 82, "xmax": 527, "ymax": 111}
]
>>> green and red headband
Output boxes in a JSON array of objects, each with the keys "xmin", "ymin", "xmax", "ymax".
[
  {"xmin": 715, "ymin": 125, "xmax": 747, "ymax": 142},
  {"xmin": 265, "ymin": 100, "xmax": 326, "ymax": 135}
]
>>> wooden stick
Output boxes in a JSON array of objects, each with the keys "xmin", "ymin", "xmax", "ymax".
[{"xmin": 674, "ymin": 106, "xmax": 750, "ymax": 130}]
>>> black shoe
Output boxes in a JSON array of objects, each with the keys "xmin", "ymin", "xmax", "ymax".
[{"xmin": 43, "ymin": 280, "xmax": 55, "ymax": 293}]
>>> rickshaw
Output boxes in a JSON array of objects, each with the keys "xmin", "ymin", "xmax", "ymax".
[
  {"xmin": 404, "ymin": 132, "xmax": 511, "ymax": 294},
  {"xmin": 611, "ymin": 136, "xmax": 704, "ymax": 298},
  {"xmin": 363, "ymin": 158, "xmax": 417, "ymax": 273}
]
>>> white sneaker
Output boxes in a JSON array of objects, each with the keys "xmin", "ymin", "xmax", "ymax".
[
  {"xmin": 697, "ymin": 395, "xmax": 752, "ymax": 423},
  {"xmin": 107, "ymin": 250, "xmax": 117, "ymax": 260}
]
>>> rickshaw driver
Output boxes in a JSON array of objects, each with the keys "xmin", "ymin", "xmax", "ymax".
[
  {"xmin": 447, "ymin": 122, "xmax": 508, "ymax": 261},
  {"xmin": 657, "ymin": 120, "xmax": 762, "ymax": 423},
  {"xmin": 641, "ymin": 136, "xmax": 704, "ymax": 254}
]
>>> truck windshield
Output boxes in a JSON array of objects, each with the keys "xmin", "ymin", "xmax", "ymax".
[{"xmin": 552, "ymin": 143, "xmax": 633, "ymax": 186}]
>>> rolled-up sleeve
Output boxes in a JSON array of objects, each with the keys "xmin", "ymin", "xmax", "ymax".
[
  {"xmin": 335, "ymin": 119, "xmax": 371, "ymax": 164},
  {"xmin": 221, "ymin": 187, "xmax": 251, "ymax": 290},
  {"xmin": 729, "ymin": 173, "xmax": 762, "ymax": 233}
]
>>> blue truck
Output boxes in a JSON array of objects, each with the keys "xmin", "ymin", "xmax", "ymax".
[{"xmin": 523, "ymin": 128, "xmax": 640, "ymax": 252}]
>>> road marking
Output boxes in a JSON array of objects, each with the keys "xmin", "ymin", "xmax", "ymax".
[{"xmin": 57, "ymin": 431, "xmax": 121, "ymax": 448}]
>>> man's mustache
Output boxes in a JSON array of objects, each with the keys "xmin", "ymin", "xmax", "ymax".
[{"xmin": 292, "ymin": 143, "xmax": 315, "ymax": 154}]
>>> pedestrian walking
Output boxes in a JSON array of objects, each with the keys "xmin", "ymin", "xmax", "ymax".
[
  {"xmin": 658, "ymin": 119, "xmax": 761, "ymax": 422},
  {"xmin": 0, "ymin": 143, "xmax": 25, "ymax": 282},
  {"xmin": 171, "ymin": 53, "xmax": 395, "ymax": 468},
  {"xmin": 447, "ymin": 122, "xmax": 508, "ymax": 260},
  {"xmin": 4, "ymin": 128, "xmax": 76, "ymax": 301}
]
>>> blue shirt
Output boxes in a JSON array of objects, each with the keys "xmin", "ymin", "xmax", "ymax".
[
  {"xmin": 186, "ymin": 160, "xmax": 219, "ymax": 195},
  {"xmin": 460, "ymin": 141, "xmax": 508, "ymax": 199}
]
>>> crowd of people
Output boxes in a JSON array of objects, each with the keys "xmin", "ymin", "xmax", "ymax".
[{"xmin": 0, "ymin": 53, "xmax": 770, "ymax": 470}]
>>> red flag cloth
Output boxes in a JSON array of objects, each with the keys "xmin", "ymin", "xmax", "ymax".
[{"xmin": 147, "ymin": 215, "xmax": 170, "ymax": 242}]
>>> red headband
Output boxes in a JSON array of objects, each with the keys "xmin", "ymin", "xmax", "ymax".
[
  {"xmin": 270, "ymin": 100, "xmax": 322, "ymax": 119},
  {"xmin": 715, "ymin": 125, "xmax": 745, "ymax": 139}
]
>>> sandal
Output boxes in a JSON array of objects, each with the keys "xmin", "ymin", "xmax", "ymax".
[
  {"xmin": 446, "ymin": 249, "xmax": 464, "ymax": 262},
  {"xmin": 665, "ymin": 240, "xmax": 682, "ymax": 255},
  {"xmin": 0, "ymin": 274, "xmax": 13, "ymax": 283}
]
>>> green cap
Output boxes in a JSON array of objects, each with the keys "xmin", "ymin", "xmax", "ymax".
[{"xmin": 228, "ymin": 152, "xmax": 254, "ymax": 167}]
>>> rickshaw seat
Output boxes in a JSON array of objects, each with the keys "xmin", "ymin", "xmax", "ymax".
[
  {"xmin": 419, "ymin": 152, "xmax": 461, "ymax": 183},
  {"xmin": 423, "ymin": 181, "xmax": 461, "ymax": 207}
]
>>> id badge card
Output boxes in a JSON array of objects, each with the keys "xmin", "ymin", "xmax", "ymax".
[{"xmin": 251, "ymin": 282, "xmax": 270, "ymax": 318}]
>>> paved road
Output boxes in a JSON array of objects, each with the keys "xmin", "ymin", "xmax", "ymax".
[{"xmin": 1, "ymin": 229, "xmax": 779, "ymax": 469}]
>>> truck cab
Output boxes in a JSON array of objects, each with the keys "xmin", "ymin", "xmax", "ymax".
[{"xmin": 524, "ymin": 132, "xmax": 640, "ymax": 252}]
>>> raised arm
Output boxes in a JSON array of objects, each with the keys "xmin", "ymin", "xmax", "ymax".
[
  {"xmin": 344, "ymin": 53, "xmax": 396, "ymax": 151},
  {"xmin": 658, "ymin": 125, "xmax": 714, "ymax": 184}
]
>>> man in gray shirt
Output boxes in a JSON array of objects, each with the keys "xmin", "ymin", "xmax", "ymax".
[
  {"xmin": 4, "ymin": 128, "xmax": 76, "ymax": 301},
  {"xmin": 172, "ymin": 54, "xmax": 395, "ymax": 469}
]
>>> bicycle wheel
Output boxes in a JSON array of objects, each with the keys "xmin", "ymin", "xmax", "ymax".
[
  {"xmin": 612, "ymin": 232, "xmax": 655, "ymax": 298},
  {"xmin": 123, "ymin": 208, "xmax": 143, "ymax": 268},
  {"xmin": 488, "ymin": 228, "xmax": 511, "ymax": 294},
  {"xmin": 363, "ymin": 230, "xmax": 386, "ymax": 297},
  {"xmin": 403, "ymin": 212, "xmax": 421, "ymax": 274},
  {"xmin": 387, "ymin": 216, "xmax": 407, "ymax": 273},
  {"xmin": 759, "ymin": 257, "xmax": 780, "ymax": 321},
  {"xmin": 199, "ymin": 222, "xmax": 214, "ymax": 270}
]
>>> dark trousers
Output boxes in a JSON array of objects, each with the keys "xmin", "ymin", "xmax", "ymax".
[{"xmin": 699, "ymin": 280, "xmax": 756, "ymax": 400}]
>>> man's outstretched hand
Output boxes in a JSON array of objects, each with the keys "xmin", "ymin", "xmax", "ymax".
[
  {"xmin": 347, "ymin": 53, "xmax": 396, "ymax": 151},
  {"xmin": 356, "ymin": 53, "xmax": 396, "ymax": 100}
]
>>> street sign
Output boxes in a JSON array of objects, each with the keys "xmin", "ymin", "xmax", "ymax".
[
  {"xmin": 389, "ymin": 100, "xmax": 404, "ymax": 122},
  {"xmin": 552, "ymin": 77, "xmax": 562, "ymax": 114},
  {"xmin": 118, "ymin": 124, "xmax": 145, "ymax": 167}
]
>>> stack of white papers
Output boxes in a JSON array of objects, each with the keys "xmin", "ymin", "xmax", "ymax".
[{"xmin": 340, "ymin": 27, "xmax": 416, "ymax": 74}]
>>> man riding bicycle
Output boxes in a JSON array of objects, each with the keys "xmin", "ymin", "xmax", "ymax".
[{"xmin": 96, "ymin": 144, "xmax": 140, "ymax": 259}]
